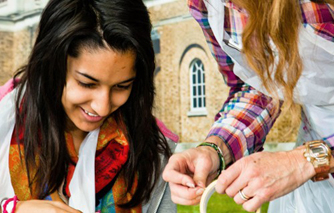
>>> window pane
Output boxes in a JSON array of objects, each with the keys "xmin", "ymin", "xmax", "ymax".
[
  {"xmin": 203, "ymin": 85, "xmax": 205, "ymax": 95},
  {"xmin": 198, "ymin": 86, "xmax": 201, "ymax": 95},
  {"xmin": 204, "ymin": 97, "xmax": 206, "ymax": 107},
  {"xmin": 193, "ymin": 98, "xmax": 197, "ymax": 108},
  {"xmin": 198, "ymin": 70, "xmax": 201, "ymax": 82},
  {"xmin": 199, "ymin": 98, "xmax": 202, "ymax": 107},
  {"xmin": 192, "ymin": 74, "xmax": 196, "ymax": 84},
  {"xmin": 193, "ymin": 86, "xmax": 196, "ymax": 96}
]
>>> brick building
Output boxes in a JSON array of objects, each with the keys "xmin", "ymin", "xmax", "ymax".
[
  {"xmin": 147, "ymin": 0, "xmax": 230, "ymax": 142},
  {"xmin": 0, "ymin": 0, "xmax": 296, "ymax": 143},
  {"xmin": 0, "ymin": 0, "xmax": 48, "ymax": 85}
]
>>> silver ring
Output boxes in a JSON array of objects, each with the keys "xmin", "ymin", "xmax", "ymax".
[{"xmin": 239, "ymin": 189, "xmax": 251, "ymax": 201}]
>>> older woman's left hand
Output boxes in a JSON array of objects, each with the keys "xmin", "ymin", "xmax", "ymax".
[{"xmin": 215, "ymin": 147, "xmax": 316, "ymax": 212}]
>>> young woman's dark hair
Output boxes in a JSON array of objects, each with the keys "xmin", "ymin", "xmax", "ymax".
[{"xmin": 14, "ymin": 0, "xmax": 171, "ymax": 208}]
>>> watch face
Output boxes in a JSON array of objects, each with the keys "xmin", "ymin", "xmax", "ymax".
[
  {"xmin": 308, "ymin": 141, "xmax": 330, "ymax": 167},
  {"xmin": 310, "ymin": 142, "xmax": 330, "ymax": 160}
]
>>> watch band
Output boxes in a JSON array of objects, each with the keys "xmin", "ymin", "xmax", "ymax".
[{"xmin": 313, "ymin": 165, "xmax": 330, "ymax": 181}]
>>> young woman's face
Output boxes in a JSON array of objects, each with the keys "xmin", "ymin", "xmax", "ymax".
[{"xmin": 62, "ymin": 47, "xmax": 136, "ymax": 134}]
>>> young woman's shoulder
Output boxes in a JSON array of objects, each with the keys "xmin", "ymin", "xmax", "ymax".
[
  {"xmin": 156, "ymin": 118, "xmax": 179, "ymax": 143},
  {"xmin": 0, "ymin": 78, "xmax": 17, "ymax": 101}
]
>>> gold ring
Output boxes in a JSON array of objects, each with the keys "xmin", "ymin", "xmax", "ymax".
[{"xmin": 239, "ymin": 189, "xmax": 251, "ymax": 201}]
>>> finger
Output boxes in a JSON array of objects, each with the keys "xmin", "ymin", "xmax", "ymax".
[
  {"xmin": 171, "ymin": 193, "xmax": 202, "ymax": 206},
  {"xmin": 163, "ymin": 168, "xmax": 196, "ymax": 188},
  {"xmin": 242, "ymin": 195, "xmax": 264, "ymax": 213},
  {"xmin": 233, "ymin": 186, "xmax": 253, "ymax": 205},
  {"xmin": 163, "ymin": 155, "xmax": 197, "ymax": 188},
  {"xmin": 215, "ymin": 160, "xmax": 243, "ymax": 194},
  {"xmin": 225, "ymin": 173, "xmax": 249, "ymax": 197},
  {"xmin": 169, "ymin": 182, "xmax": 204, "ymax": 200}
]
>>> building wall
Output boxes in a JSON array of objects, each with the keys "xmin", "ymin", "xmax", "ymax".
[
  {"xmin": 0, "ymin": 0, "xmax": 43, "ymax": 85},
  {"xmin": 149, "ymin": 1, "xmax": 230, "ymax": 142},
  {"xmin": 149, "ymin": 0, "xmax": 297, "ymax": 143},
  {"xmin": 0, "ymin": 26, "xmax": 36, "ymax": 85},
  {"xmin": 0, "ymin": 31, "xmax": 14, "ymax": 84}
]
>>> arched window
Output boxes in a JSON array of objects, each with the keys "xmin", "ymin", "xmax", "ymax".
[{"xmin": 190, "ymin": 58, "xmax": 206, "ymax": 112}]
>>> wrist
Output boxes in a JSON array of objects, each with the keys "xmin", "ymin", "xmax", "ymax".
[
  {"xmin": 294, "ymin": 146, "xmax": 316, "ymax": 180},
  {"xmin": 205, "ymin": 136, "xmax": 233, "ymax": 165},
  {"xmin": 197, "ymin": 142, "xmax": 225, "ymax": 178}
]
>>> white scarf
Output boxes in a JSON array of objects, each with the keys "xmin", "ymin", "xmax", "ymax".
[{"xmin": 0, "ymin": 88, "xmax": 99, "ymax": 213}]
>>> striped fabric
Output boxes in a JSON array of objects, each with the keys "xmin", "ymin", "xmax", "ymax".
[
  {"xmin": 301, "ymin": 1, "xmax": 334, "ymax": 41},
  {"xmin": 188, "ymin": 0, "xmax": 334, "ymax": 162},
  {"xmin": 223, "ymin": 2, "xmax": 247, "ymax": 49}
]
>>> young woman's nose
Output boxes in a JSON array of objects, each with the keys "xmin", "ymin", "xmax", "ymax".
[{"xmin": 91, "ymin": 90, "xmax": 111, "ymax": 117}]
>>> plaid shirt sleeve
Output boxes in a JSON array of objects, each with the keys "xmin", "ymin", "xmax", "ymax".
[{"xmin": 188, "ymin": 0, "xmax": 279, "ymax": 162}]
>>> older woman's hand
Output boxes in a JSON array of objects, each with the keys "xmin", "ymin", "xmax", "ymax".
[
  {"xmin": 215, "ymin": 147, "xmax": 315, "ymax": 212},
  {"xmin": 162, "ymin": 146, "xmax": 220, "ymax": 205}
]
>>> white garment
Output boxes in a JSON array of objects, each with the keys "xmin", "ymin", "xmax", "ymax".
[
  {"xmin": 0, "ymin": 88, "xmax": 99, "ymax": 213},
  {"xmin": 204, "ymin": 0, "xmax": 334, "ymax": 212},
  {"xmin": 0, "ymin": 87, "xmax": 17, "ymax": 198}
]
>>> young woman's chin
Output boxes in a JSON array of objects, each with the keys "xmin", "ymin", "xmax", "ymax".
[
  {"xmin": 79, "ymin": 123, "xmax": 103, "ymax": 133},
  {"xmin": 70, "ymin": 115, "xmax": 105, "ymax": 133}
]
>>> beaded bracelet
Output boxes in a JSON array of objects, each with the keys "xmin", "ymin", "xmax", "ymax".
[
  {"xmin": 197, "ymin": 142, "xmax": 226, "ymax": 178},
  {"xmin": 3, "ymin": 196, "xmax": 18, "ymax": 213}
]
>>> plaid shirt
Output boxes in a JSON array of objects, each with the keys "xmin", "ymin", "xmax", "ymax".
[{"xmin": 188, "ymin": 0, "xmax": 334, "ymax": 162}]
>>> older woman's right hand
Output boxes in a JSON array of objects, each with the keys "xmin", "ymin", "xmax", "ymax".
[
  {"xmin": 162, "ymin": 145, "xmax": 220, "ymax": 205},
  {"xmin": 15, "ymin": 200, "xmax": 82, "ymax": 213}
]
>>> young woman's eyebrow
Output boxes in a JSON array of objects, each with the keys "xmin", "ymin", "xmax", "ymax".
[
  {"xmin": 76, "ymin": 71, "xmax": 99, "ymax": 82},
  {"xmin": 76, "ymin": 71, "xmax": 136, "ymax": 84},
  {"xmin": 119, "ymin": 77, "xmax": 136, "ymax": 84}
]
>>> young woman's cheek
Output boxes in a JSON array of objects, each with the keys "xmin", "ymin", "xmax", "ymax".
[{"xmin": 111, "ymin": 91, "xmax": 132, "ymax": 109}]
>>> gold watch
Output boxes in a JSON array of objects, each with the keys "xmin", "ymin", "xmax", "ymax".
[{"xmin": 303, "ymin": 140, "xmax": 331, "ymax": 182}]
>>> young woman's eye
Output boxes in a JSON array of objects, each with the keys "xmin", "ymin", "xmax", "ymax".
[
  {"xmin": 114, "ymin": 84, "xmax": 131, "ymax": 90},
  {"xmin": 78, "ymin": 81, "xmax": 95, "ymax": 88}
]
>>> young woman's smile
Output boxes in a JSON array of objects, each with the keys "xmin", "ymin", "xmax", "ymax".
[
  {"xmin": 62, "ymin": 47, "xmax": 136, "ymax": 137},
  {"xmin": 81, "ymin": 107, "xmax": 104, "ymax": 122}
]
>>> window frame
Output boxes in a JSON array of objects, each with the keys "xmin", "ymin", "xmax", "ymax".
[{"xmin": 188, "ymin": 58, "xmax": 207, "ymax": 116}]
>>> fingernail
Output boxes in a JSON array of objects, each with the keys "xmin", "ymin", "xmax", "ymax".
[
  {"xmin": 186, "ymin": 182, "xmax": 195, "ymax": 188},
  {"xmin": 196, "ymin": 188, "xmax": 204, "ymax": 195},
  {"xmin": 197, "ymin": 181, "xmax": 204, "ymax": 188}
]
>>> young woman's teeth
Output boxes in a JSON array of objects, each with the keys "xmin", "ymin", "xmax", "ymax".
[{"xmin": 84, "ymin": 109, "xmax": 98, "ymax": 117}]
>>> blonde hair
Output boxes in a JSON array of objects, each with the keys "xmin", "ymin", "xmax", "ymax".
[{"xmin": 232, "ymin": 0, "xmax": 333, "ymax": 125}]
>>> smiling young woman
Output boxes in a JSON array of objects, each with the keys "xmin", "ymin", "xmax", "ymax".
[{"xmin": 0, "ymin": 0, "xmax": 176, "ymax": 212}]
